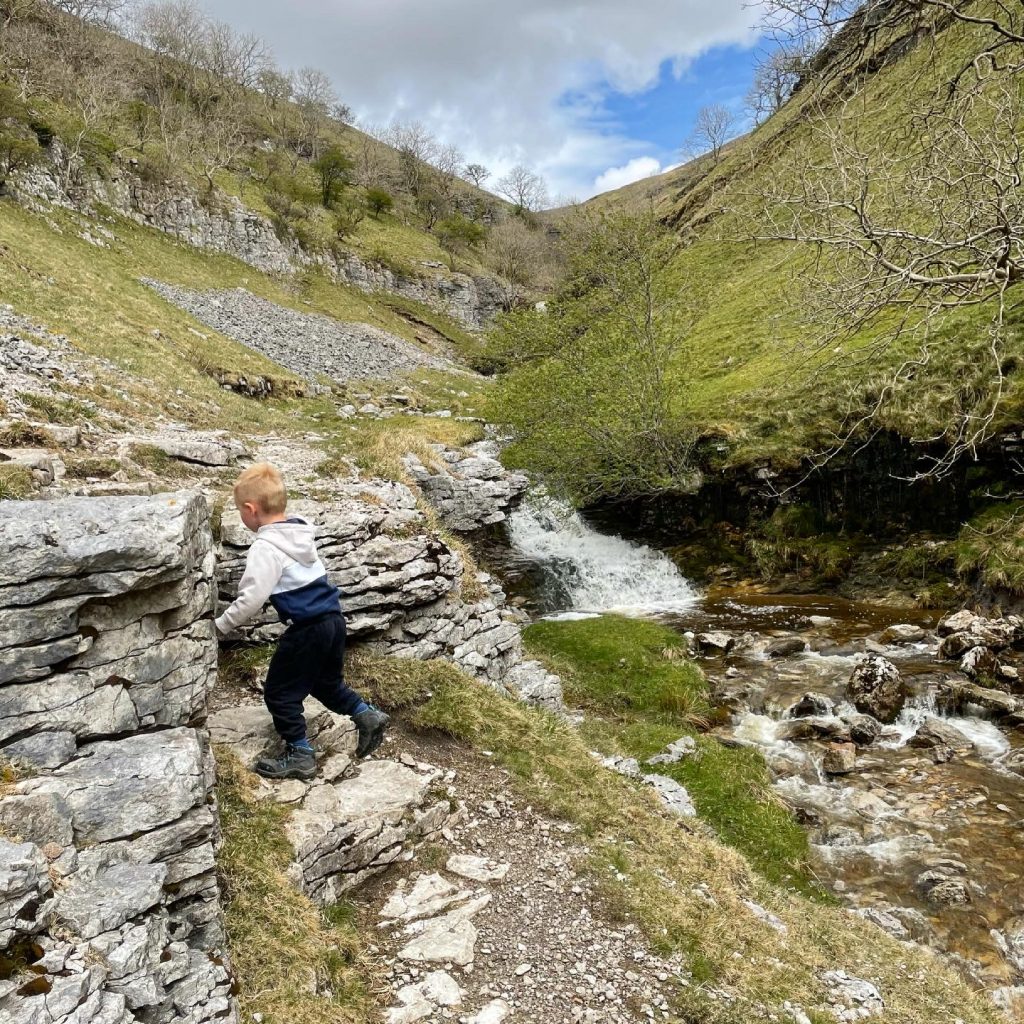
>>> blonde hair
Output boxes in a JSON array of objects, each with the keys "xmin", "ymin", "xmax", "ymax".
[{"xmin": 233, "ymin": 462, "xmax": 287, "ymax": 514}]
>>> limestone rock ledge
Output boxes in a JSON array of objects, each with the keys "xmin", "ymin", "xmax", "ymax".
[
  {"xmin": 403, "ymin": 441, "xmax": 529, "ymax": 533},
  {"xmin": 209, "ymin": 706, "xmax": 455, "ymax": 907},
  {"xmin": 216, "ymin": 478, "xmax": 564, "ymax": 710},
  {"xmin": 0, "ymin": 492, "xmax": 236, "ymax": 1024}
]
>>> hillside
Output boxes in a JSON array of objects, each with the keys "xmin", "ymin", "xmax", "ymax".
[
  {"xmin": 0, "ymin": 5, "xmax": 1020, "ymax": 1024},
  {"xmin": 493, "ymin": 2, "xmax": 1024, "ymax": 601}
]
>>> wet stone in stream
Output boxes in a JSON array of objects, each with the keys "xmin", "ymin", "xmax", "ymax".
[{"xmin": 663, "ymin": 591, "xmax": 1024, "ymax": 1004}]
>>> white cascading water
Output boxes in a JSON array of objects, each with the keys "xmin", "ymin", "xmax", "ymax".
[{"xmin": 506, "ymin": 494, "xmax": 699, "ymax": 614}]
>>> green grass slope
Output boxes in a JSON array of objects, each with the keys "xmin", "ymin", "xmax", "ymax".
[{"xmin": 588, "ymin": 12, "xmax": 1024, "ymax": 470}]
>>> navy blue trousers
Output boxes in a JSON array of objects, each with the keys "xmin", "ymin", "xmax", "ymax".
[{"xmin": 263, "ymin": 612, "xmax": 364, "ymax": 743}]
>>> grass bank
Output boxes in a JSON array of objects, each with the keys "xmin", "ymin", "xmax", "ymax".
[
  {"xmin": 522, "ymin": 614, "xmax": 824, "ymax": 897},
  {"xmin": 351, "ymin": 650, "xmax": 998, "ymax": 1024},
  {"xmin": 215, "ymin": 747, "xmax": 377, "ymax": 1024}
]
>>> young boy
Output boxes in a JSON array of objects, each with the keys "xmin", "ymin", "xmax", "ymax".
[{"xmin": 215, "ymin": 462, "xmax": 389, "ymax": 780}]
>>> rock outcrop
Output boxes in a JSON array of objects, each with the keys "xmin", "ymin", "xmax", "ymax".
[
  {"xmin": 403, "ymin": 441, "xmax": 529, "ymax": 532},
  {"xmin": 209, "ymin": 706, "xmax": 454, "ymax": 906},
  {"xmin": 19, "ymin": 157, "xmax": 504, "ymax": 330},
  {"xmin": 0, "ymin": 493, "xmax": 236, "ymax": 1024},
  {"xmin": 216, "ymin": 478, "xmax": 563, "ymax": 711}
]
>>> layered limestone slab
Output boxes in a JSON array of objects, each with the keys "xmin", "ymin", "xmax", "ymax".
[
  {"xmin": 0, "ymin": 491, "xmax": 236, "ymax": 1024},
  {"xmin": 211, "ymin": 703, "xmax": 451, "ymax": 908}
]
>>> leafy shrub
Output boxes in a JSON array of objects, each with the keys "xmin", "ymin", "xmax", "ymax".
[{"xmin": 365, "ymin": 187, "xmax": 393, "ymax": 217}]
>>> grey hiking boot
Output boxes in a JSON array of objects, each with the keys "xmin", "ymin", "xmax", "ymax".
[
  {"xmin": 353, "ymin": 705, "xmax": 390, "ymax": 757},
  {"xmin": 254, "ymin": 743, "xmax": 316, "ymax": 780}
]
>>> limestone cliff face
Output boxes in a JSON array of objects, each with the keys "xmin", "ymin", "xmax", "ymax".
[
  {"xmin": 0, "ymin": 493, "xmax": 236, "ymax": 1024},
  {"xmin": 17, "ymin": 150, "xmax": 505, "ymax": 331}
]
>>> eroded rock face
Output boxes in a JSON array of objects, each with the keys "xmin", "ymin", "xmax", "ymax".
[
  {"xmin": 846, "ymin": 657, "xmax": 906, "ymax": 724},
  {"xmin": 18, "ymin": 159, "xmax": 505, "ymax": 330},
  {"xmin": 403, "ymin": 441, "xmax": 529, "ymax": 533},
  {"xmin": 0, "ymin": 492, "xmax": 236, "ymax": 1024}
]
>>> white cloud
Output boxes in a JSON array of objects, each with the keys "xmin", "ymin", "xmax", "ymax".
[
  {"xmin": 198, "ymin": 0, "xmax": 760, "ymax": 199},
  {"xmin": 593, "ymin": 156, "xmax": 663, "ymax": 193}
]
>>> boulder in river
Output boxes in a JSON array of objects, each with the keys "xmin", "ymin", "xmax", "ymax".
[
  {"xmin": 879, "ymin": 623, "xmax": 926, "ymax": 645},
  {"xmin": 840, "ymin": 711, "xmax": 883, "ymax": 747},
  {"xmin": 822, "ymin": 743, "xmax": 857, "ymax": 775},
  {"xmin": 765, "ymin": 635, "xmax": 807, "ymax": 658},
  {"xmin": 916, "ymin": 869, "xmax": 970, "ymax": 907},
  {"xmin": 846, "ymin": 656, "xmax": 906, "ymax": 724},
  {"xmin": 777, "ymin": 716, "xmax": 851, "ymax": 743},
  {"xmin": 787, "ymin": 692, "xmax": 835, "ymax": 718},
  {"xmin": 959, "ymin": 645, "xmax": 1000, "ymax": 682},
  {"xmin": 908, "ymin": 716, "xmax": 975, "ymax": 754},
  {"xmin": 938, "ymin": 681, "xmax": 1020, "ymax": 718},
  {"xmin": 937, "ymin": 609, "xmax": 979, "ymax": 636},
  {"xmin": 695, "ymin": 631, "xmax": 735, "ymax": 656}
]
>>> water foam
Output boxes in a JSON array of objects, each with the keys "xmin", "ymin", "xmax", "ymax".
[{"xmin": 507, "ymin": 494, "xmax": 698, "ymax": 614}]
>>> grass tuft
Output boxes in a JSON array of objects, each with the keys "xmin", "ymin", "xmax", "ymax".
[{"xmin": 0, "ymin": 464, "xmax": 34, "ymax": 499}]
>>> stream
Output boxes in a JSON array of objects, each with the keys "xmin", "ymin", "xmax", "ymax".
[{"xmin": 486, "ymin": 495, "xmax": 1024, "ymax": 1002}]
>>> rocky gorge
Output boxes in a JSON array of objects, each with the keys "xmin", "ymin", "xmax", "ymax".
[{"xmin": 0, "ymin": 140, "xmax": 1019, "ymax": 1024}]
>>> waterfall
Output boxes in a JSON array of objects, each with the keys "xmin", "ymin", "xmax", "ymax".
[{"xmin": 506, "ymin": 494, "xmax": 699, "ymax": 614}]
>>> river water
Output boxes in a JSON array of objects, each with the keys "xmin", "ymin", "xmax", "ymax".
[{"xmin": 490, "ymin": 495, "xmax": 1024, "ymax": 1003}]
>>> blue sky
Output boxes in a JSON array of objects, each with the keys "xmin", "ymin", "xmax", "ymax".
[
  {"xmin": 200, "ymin": 0, "xmax": 766, "ymax": 200},
  {"xmin": 565, "ymin": 44, "xmax": 763, "ymax": 195}
]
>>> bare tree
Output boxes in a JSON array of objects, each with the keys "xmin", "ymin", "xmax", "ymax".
[
  {"xmin": 432, "ymin": 141, "xmax": 463, "ymax": 203},
  {"xmin": 739, "ymin": 0, "xmax": 1024, "ymax": 478},
  {"xmin": 50, "ymin": 0, "xmax": 133, "ymax": 26},
  {"xmin": 352, "ymin": 122, "xmax": 392, "ymax": 188},
  {"xmin": 292, "ymin": 66, "xmax": 336, "ymax": 161},
  {"xmin": 759, "ymin": 0, "xmax": 1024, "ymax": 92},
  {"xmin": 0, "ymin": 0, "xmax": 42, "ymax": 30},
  {"xmin": 384, "ymin": 119, "xmax": 437, "ymax": 197},
  {"xmin": 496, "ymin": 163, "xmax": 548, "ymax": 212},
  {"xmin": 57, "ymin": 47, "xmax": 125, "ymax": 192},
  {"xmin": 464, "ymin": 161, "xmax": 489, "ymax": 188},
  {"xmin": 746, "ymin": 46, "xmax": 805, "ymax": 125},
  {"xmin": 684, "ymin": 104, "xmax": 738, "ymax": 164},
  {"xmin": 484, "ymin": 219, "xmax": 552, "ymax": 307}
]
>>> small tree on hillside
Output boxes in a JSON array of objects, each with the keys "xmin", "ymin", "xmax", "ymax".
[
  {"xmin": 366, "ymin": 187, "xmax": 393, "ymax": 217},
  {"xmin": 684, "ymin": 104, "xmax": 737, "ymax": 164},
  {"xmin": 436, "ymin": 213, "xmax": 485, "ymax": 269},
  {"xmin": 385, "ymin": 119, "xmax": 438, "ymax": 197},
  {"xmin": 332, "ymin": 195, "xmax": 365, "ymax": 240},
  {"xmin": 464, "ymin": 162, "xmax": 489, "ymax": 188},
  {"xmin": 483, "ymin": 218, "xmax": 552, "ymax": 308},
  {"xmin": 293, "ymin": 66, "xmax": 337, "ymax": 161},
  {"xmin": 746, "ymin": 47, "xmax": 805, "ymax": 125},
  {"xmin": 489, "ymin": 208, "xmax": 697, "ymax": 502},
  {"xmin": 313, "ymin": 143, "xmax": 352, "ymax": 207}
]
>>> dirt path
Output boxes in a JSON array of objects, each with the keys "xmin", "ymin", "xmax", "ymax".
[{"xmin": 355, "ymin": 727, "xmax": 691, "ymax": 1024}]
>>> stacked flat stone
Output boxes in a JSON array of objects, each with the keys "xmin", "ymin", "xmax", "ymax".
[
  {"xmin": 403, "ymin": 441, "xmax": 530, "ymax": 533},
  {"xmin": 0, "ymin": 492, "xmax": 236, "ymax": 1024}
]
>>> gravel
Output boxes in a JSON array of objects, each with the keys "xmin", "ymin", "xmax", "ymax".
[{"xmin": 142, "ymin": 280, "xmax": 454, "ymax": 384}]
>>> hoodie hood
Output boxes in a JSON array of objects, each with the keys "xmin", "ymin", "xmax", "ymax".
[{"xmin": 256, "ymin": 517, "xmax": 319, "ymax": 566}]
